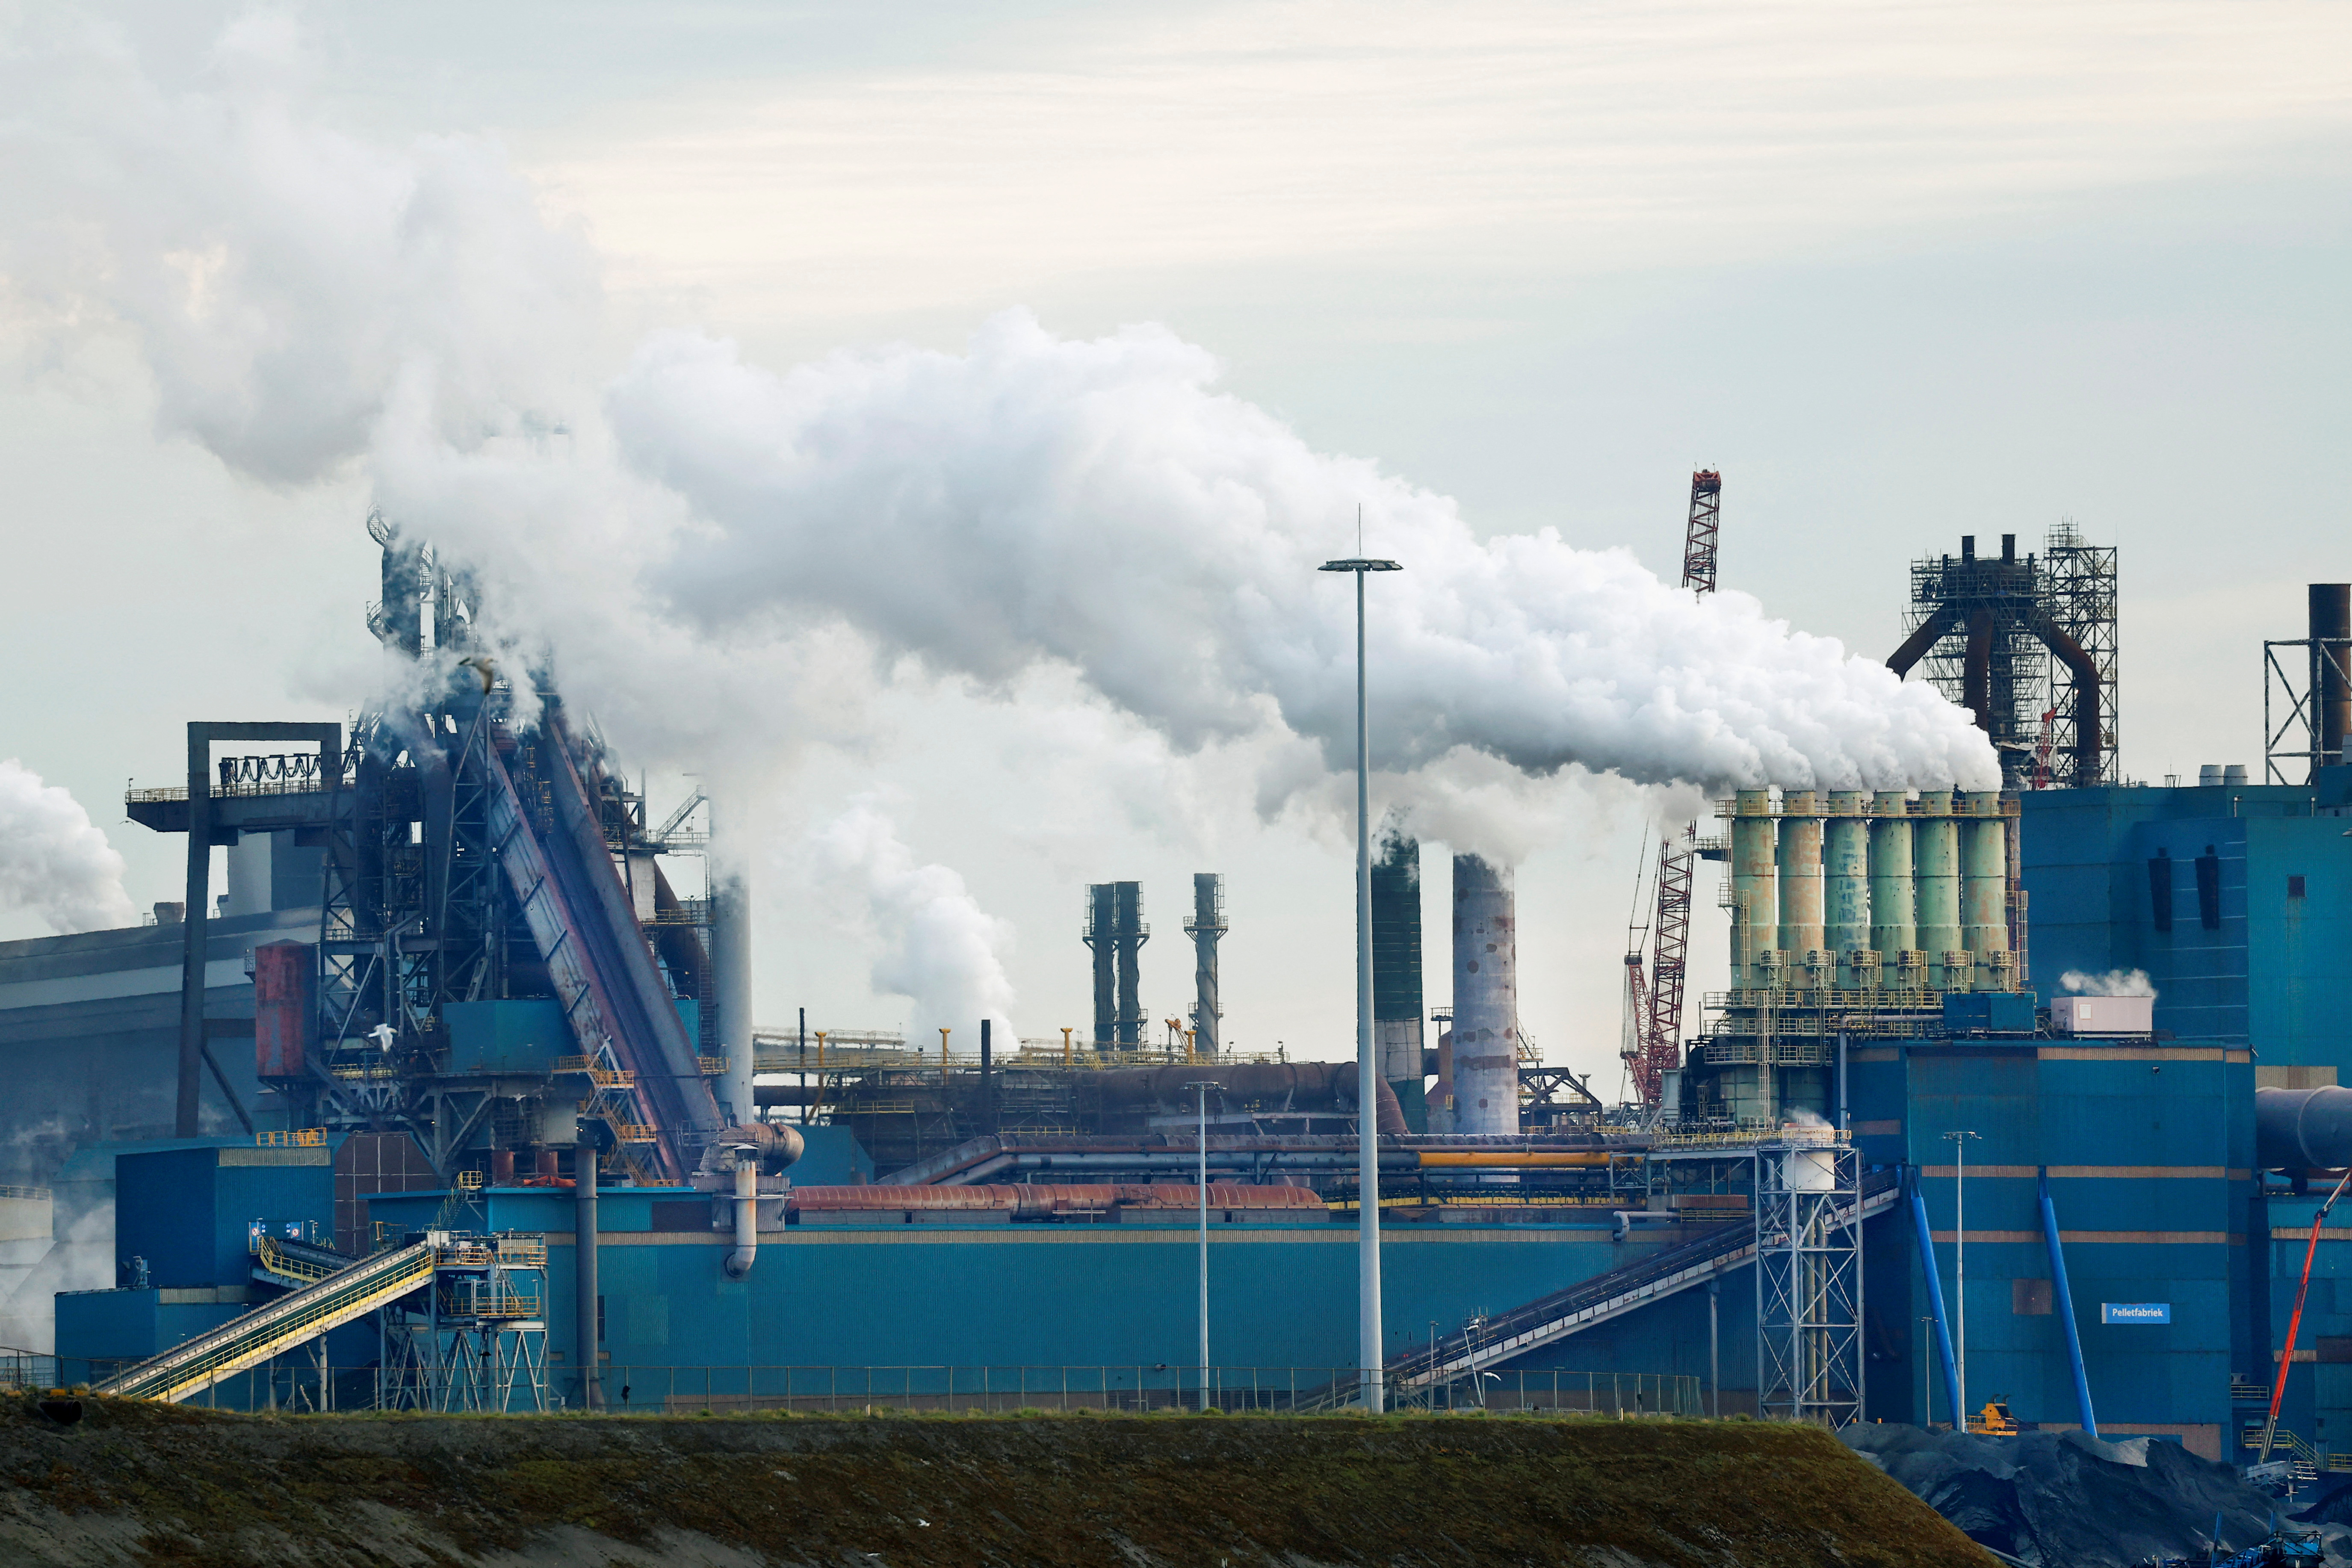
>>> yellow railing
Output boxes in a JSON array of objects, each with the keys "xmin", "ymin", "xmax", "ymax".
[
  {"xmin": 255, "ymin": 1128, "xmax": 328, "ymax": 1148},
  {"xmin": 496, "ymin": 1235, "xmax": 548, "ymax": 1267},
  {"xmin": 698, "ymin": 1056, "xmax": 728, "ymax": 1075},
  {"xmin": 250, "ymin": 1233, "xmax": 338, "ymax": 1284}
]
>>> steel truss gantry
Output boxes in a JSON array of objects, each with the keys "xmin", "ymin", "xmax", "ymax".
[
  {"xmin": 1755, "ymin": 1134, "xmax": 1864, "ymax": 1425},
  {"xmin": 378, "ymin": 1231, "xmax": 552, "ymax": 1412}
]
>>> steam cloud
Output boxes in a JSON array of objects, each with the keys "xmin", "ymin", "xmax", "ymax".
[
  {"xmin": 0, "ymin": 761, "xmax": 136, "ymax": 935},
  {"xmin": 0, "ymin": 15, "xmax": 2000, "ymax": 812},
  {"xmin": 804, "ymin": 801, "xmax": 1019, "ymax": 1042},
  {"xmin": 2062, "ymin": 968, "xmax": 2156, "ymax": 998}
]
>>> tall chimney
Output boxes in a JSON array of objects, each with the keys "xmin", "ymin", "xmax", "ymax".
[
  {"xmin": 2313, "ymin": 585, "xmax": 2351, "ymax": 769},
  {"xmin": 1370, "ymin": 830, "xmax": 1425, "ymax": 1125},
  {"xmin": 1083, "ymin": 884, "xmax": 1116, "ymax": 1050},
  {"xmin": 1185, "ymin": 874, "xmax": 1226, "ymax": 1054},
  {"xmin": 1450, "ymin": 855, "xmax": 1520, "ymax": 1136}
]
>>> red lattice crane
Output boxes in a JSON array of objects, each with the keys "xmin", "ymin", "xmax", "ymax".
[{"xmin": 1627, "ymin": 471, "xmax": 1721, "ymax": 1105}]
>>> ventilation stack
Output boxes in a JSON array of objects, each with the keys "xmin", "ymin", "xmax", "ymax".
[
  {"xmin": 2315, "ymin": 585, "xmax": 2352, "ymax": 769},
  {"xmin": 1183, "ymin": 874, "xmax": 1225, "ymax": 1055},
  {"xmin": 1450, "ymin": 855, "xmax": 1520, "ymax": 1136},
  {"xmin": 1369, "ymin": 829, "xmax": 1426, "ymax": 1130},
  {"xmin": 1083, "ymin": 882, "xmax": 1149, "ymax": 1049}
]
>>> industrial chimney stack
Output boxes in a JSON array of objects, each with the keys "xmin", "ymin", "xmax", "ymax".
[
  {"xmin": 1450, "ymin": 854, "xmax": 1520, "ymax": 1136},
  {"xmin": 1184, "ymin": 873, "xmax": 1226, "ymax": 1054}
]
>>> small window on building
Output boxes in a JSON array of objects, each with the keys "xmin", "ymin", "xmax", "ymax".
[
  {"xmin": 2148, "ymin": 849, "xmax": 2174, "ymax": 933},
  {"xmin": 2290, "ymin": 875, "xmax": 2308, "ymax": 899},
  {"xmin": 2196, "ymin": 846, "xmax": 2222, "ymax": 930},
  {"xmin": 2012, "ymin": 1278, "xmax": 2052, "ymax": 1316}
]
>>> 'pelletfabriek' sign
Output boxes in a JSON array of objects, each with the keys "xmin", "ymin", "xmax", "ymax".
[{"xmin": 2101, "ymin": 1302, "xmax": 2171, "ymax": 1324}]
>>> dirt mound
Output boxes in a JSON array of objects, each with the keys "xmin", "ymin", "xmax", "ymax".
[
  {"xmin": 1843, "ymin": 1423, "xmax": 2282, "ymax": 1567},
  {"xmin": 0, "ymin": 1394, "xmax": 1986, "ymax": 1568}
]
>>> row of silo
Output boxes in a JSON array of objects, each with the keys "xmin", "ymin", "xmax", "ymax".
[{"xmin": 1726, "ymin": 789, "xmax": 2015, "ymax": 995}]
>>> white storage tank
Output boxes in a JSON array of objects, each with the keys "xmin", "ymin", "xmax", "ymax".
[{"xmin": 2051, "ymin": 994, "xmax": 2154, "ymax": 1036}]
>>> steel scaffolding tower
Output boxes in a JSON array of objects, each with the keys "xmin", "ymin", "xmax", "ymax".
[
  {"xmin": 2041, "ymin": 521, "xmax": 2119, "ymax": 787},
  {"xmin": 1755, "ymin": 1134, "xmax": 1864, "ymax": 1425}
]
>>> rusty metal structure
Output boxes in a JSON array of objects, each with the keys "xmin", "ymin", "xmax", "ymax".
[{"xmin": 1888, "ymin": 529, "xmax": 2112, "ymax": 790}]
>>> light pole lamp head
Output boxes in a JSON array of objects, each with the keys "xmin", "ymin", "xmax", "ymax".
[{"xmin": 1320, "ymin": 558, "xmax": 1403, "ymax": 574}]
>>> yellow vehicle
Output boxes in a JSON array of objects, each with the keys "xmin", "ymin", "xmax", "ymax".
[{"xmin": 1968, "ymin": 1400, "xmax": 2019, "ymax": 1436}]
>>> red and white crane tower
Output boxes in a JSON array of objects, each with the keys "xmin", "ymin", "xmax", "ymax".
[{"xmin": 1623, "ymin": 471, "xmax": 1720, "ymax": 1105}]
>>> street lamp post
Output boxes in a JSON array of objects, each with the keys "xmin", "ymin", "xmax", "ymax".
[
  {"xmin": 1321, "ymin": 549, "xmax": 1401, "ymax": 1412},
  {"xmin": 1945, "ymin": 1129, "xmax": 1981, "ymax": 1428},
  {"xmin": 1186, "ymin": 1079, "xmax": 1220, "ymax": 1410}
]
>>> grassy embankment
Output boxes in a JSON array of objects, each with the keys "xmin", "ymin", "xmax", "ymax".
[{"xmin": 0, "ymin": 1392, "xmax": 1989, "ymax": 1568}]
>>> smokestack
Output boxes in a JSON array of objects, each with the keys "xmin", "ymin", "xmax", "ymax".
[
  {"xmin": 1959, "ymin": 791, "xmax": 2010, "ymax": 991},
  {"xmin": 1450, "ymin": 854, "xmax": 1519, "ymax": 1136},
  {"xmin": 1185, "ymin": 873, "xmax": 1226, "ymax": 1055},
  {"xmin": 1113, "ymin": 882, "xmax": 1146, "ymax": 1047},
  {"xmin": 1913, "ymin": 791, "xmax": 1963, "ymax": 990},
  {"xmin": 710, "ymin": 856, "xmax": 755, "ymax": 1126},
  {"xmin": 1370, "ymin": 830, "xmax": 1425, "ymax": 1121},
  {"xmin": 2314, "ymin": 585, "xmax": 2351, "ymax": 768},
  {"xmin": 1823, "ymin": 792, "xmax": 1869, "ymax": 989},
  {"xmin": 1776, "ymin": 792, "xmax": 1825, "ymax": 984},
  {"xmin": 1729, "ymin": 789, "xmax": 1778, "ymax": 987},
  {"xmin": 1084, "ymin": 884, "xmax": 1115, "ymax": 1049},
  {"xmin": 1868, "ymin": 791, "xmax": 1916, "ymax": 973}
]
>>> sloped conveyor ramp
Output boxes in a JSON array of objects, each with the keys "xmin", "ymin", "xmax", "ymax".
[
  {"xmin": 1391, "ymin": 1168, "xmax": 1902, "ymax": 1387},
  {"xmin": 95, "ymin": 1241, "xmax": 434, "ymax": 1403}
]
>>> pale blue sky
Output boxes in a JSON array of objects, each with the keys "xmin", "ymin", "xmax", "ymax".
[{"xmin": 3, "ymin": 2, "xmax": 2346, "ymax": 1090}]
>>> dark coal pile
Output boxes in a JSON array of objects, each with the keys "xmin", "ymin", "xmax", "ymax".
[{"xmin": 1843, "ymin": 1424, "xmax": 2282, "ymax": 1568}]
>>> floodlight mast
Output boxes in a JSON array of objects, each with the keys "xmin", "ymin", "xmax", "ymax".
[{"xmin": 1319, "ymin": 552, "xmax": 1401, "ymax": 1410}]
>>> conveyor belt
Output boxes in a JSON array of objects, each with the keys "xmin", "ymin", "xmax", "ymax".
[{"xmin": 95, "ymin": 1241, "xmax": 434, "ymax": 1403}]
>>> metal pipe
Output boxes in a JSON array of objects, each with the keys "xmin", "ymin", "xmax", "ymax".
[
  {"xmin": 710, "ymin": 850, "xmax": 755, "ymax": 1128},
  {"xmin": 1908, "ymin": 1177, "xmax": 1964, "ymax": 1426},
  {"xmin": 1729, "ymin": 790, "xmax": 1777, "ymax": 987},
  {"xmin": 1823, "ymin": 792, "xmax": 1870, "ymax": 988},
  {"xmin": 2038, "ymin": 1169, "xmax": 2097, "ymax": 1439},
  {"xmin": 575, "ymin": 1141, "xmax": 600, "ymax": 1409},
  {"xmin": 2256, "ymin": 1085, "xmax": 2352, "ymax": 1169},
  {"xmin": 1450, "ymin": 855, "xmax": 1520, "ymax": 1136},
  {"xmin": 1868, "ymin": 792, "xmax": 1916, "ymax": 971},
  {"xmin": 1776, "ymin": 792, "xmax": 1825, "ymax": 980},
  {"xmin": 1960, "ymin": 792, "xmax": 2010, "ymax": 991},
  {"xmin": 724, "ymin": 1155, "xmax": 758, "ymax": 1279},
  {"xmin": 1913, "ymin": 791, "xmax": 1962, "ymax": 990}
]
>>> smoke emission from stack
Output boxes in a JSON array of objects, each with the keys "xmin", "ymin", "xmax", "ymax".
[
  {"xmin": 0, "ymin": 761, "xmax": 136, "ymax": 935},
  {"xmin": 804, "ymin": 801, "xmax": 1017, "ymax": 1043},
  {"xmin": 0, "ymin": 21, "xmax": 2000, "ymax": 822}
]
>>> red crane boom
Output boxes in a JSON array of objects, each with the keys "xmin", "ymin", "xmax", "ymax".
[{"xmin": 1628, "ymin": 471, "xmax": 1722, "ymax": 1105}]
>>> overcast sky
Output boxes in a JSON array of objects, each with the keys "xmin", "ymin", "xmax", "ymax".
[{"xmin": 2, "ymin": 2, "xmax": 2347, "ymax": 1093}]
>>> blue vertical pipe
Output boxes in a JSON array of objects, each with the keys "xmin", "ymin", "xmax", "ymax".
[
  {"xmin": 1909, "ymin": 1174, "xmax": 1965, "ymax": 1426},
  {"xmin": 2039, "ymin": 1169, "xmax": 2098, "ymax": 1438}
]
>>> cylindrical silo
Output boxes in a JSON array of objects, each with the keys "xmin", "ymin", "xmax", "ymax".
[
  {"xmin": 1451, "ymin": 854, "xmax": 1521, "ymax": 1136},
  {"xmin": 1869, "ymin": 791, "xmax": 1916, "ymax": 978},
  {"xmin": 1960, "ymin": 791, "xmax": 2010, "ymax": 990},
  {"xmin": 1914, "ymin": 790, "xmax": 1962, "ymax": 990},
  {"xmin": 1823, "ymin": 791, "xmax": 1870, "ymax": 988},
  {"xmin": 1729, "ymin": 790, "xmax": 1778, "ymax": 988},
  {"xmin": 1777, "ymin": 792, "xmax": 1825, "ymax": 985}
]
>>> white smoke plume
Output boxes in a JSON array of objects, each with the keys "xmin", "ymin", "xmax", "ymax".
[
  {"xmin": 2, "ymin": 16, "xmax": 2000, "ymax": 818},
  {"xmin": 0, "ymin": 761, "xmax": 136, "ymax": 935},
  {"xmin": 2062, "ymin": 968, "xmax": 2156, "ymax": 998},
  {"xmin": 803, "ymin": 800, "xmax": 1019, "ymax": 1043}
]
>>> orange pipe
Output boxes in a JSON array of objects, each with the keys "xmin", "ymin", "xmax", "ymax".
[{"xmin": 1417, "ymin": 1152, "xmax": 1609, "ymax": 1168}]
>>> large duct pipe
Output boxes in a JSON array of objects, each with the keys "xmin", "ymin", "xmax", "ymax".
[
  {"xmin": 1824, "ymin": 792, "xmax": 1870, "ymax": 989},
  {"xmin": 2314, "ymin": 585, "xmax": 2352, "ymax": 769},
  {"xmin": 573, "ymin": 1136, "xmax": 600, "ymax": 1410},
  {"xmin": 710, "ymin": 850, "xmax": 755, "ymax": 1127},
  {"xmin": 1729, "ymin": 789, "xmax": 1778, "ymax": 988},
  {"xmin": 1914, "ymin": 791, "xmax": 1962, "ymax": 990},
  {"xmin": 1869, "ymin": 792, "xmax": 1917, "ymax": 975},
  {"xmin": 1450, "ymin": 855, "xmax": 1519, "ymax": 1136},
  {"xmin": 2257, "ymin": 1086, "xmax": 2352, "ymax": 1170},
  {"xmin": 1959, "ymin": 792, "xmax": 2010, "ymax": 991},
  {"xmin": 1777, "ymin": 792, "xmax": 1826, "ymax": 984},
  {"xmin": 1188, "ymin": 873, "xmax": 1225, "ymax": 1055},
  {"xmin": 725, "ymin": 1155, "xmax": 758, "ymax": 1279}
]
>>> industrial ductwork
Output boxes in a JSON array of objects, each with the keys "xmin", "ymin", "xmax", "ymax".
[{"xmin": 2257, "ymin": 1086, "xmax": 2352, "ymax": 1171}]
